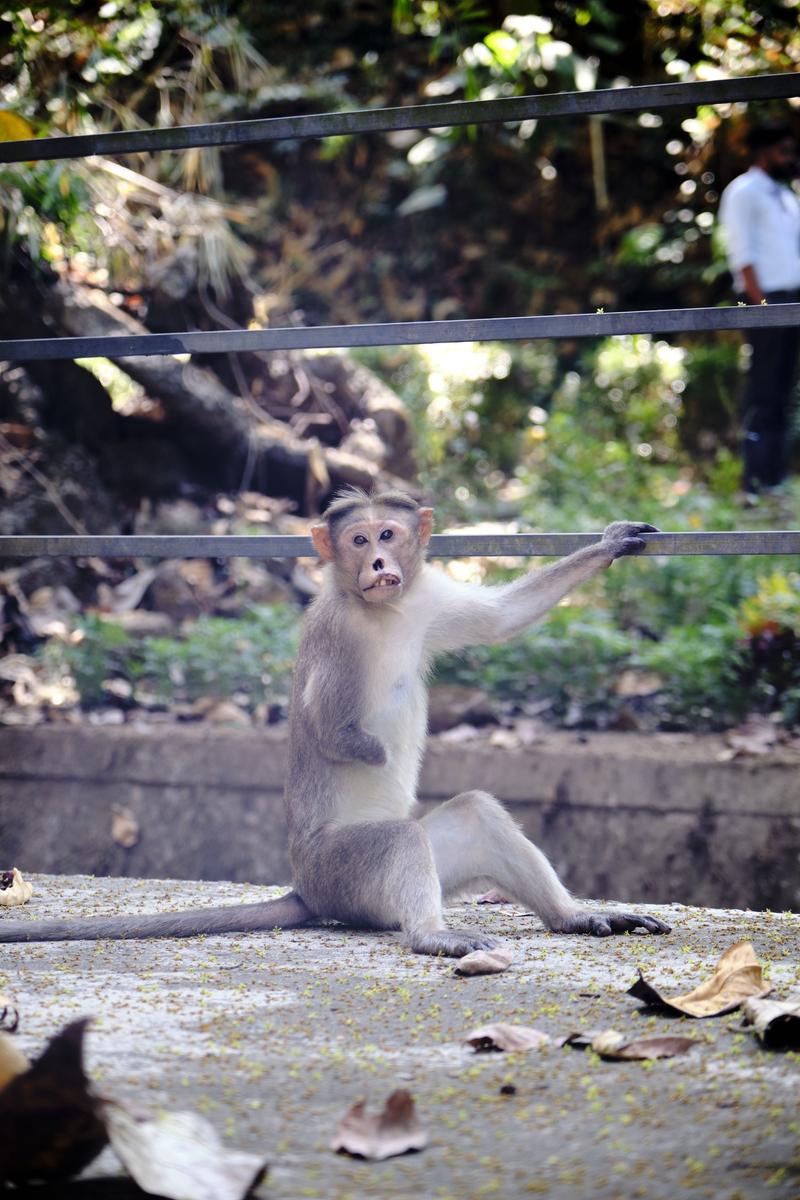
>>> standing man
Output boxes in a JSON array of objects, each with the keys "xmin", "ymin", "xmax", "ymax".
[{"xmin": 719, "ymin": 123, "xmax": 800, "ymax": 499}]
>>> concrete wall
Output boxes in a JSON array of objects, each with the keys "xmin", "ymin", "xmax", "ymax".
[{"xmin": 1, "ymin": 725, "xmax": 798, "ymax": 910}]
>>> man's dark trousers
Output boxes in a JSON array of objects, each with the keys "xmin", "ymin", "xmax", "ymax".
[{"xmin": 740, "ymin": 289, "xmax": 800, "ymax": 491}]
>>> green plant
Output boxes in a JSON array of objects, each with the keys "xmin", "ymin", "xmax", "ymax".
[
  {"xmin": 434, "ymin": 605, "xmax": 635, "ymax": 724},
  {"xmin": 43, "ymin": 604, "xmax": 301, "ymax": 713}
]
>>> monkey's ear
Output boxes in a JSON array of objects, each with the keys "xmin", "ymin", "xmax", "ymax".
[
  {"xmin": 310, "ymin": 523, "xmax": 336, "ymax": 561},
  {"xmin": 418, "ymin": 507, "xmax": 434, "ymax": 547}
]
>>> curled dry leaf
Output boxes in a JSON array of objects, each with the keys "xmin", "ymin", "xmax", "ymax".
[
  {"xmin": 0, "ymin": 1033, "xmax": 28, "ymax": 1089},
  {"xmin": 0, "ymin": 1018, "xmax": 108, "ymax": 1184},
  {"xmin": 476, "ymin": 890, "xmax": 512, "ymax": 905},
  {"xmin": 628, "ymin": 941, "xmax": 771, "ymax": 1018},
  {"xmin": 0, "ymin": 993, "xmax": 19, "ymax": 1033},
  {"xmin": 0, "ymin": 867, "xmax": 33, "ymax": 906},
  {"xmin": 466, "ymin": 1024, "xmax": 550, "ymax": 1053},
  {"xmin": 331, "ymin": 1089, "xmax": 427, "ymax": 1161},
  {"xmin": 104, "ymin": 1103, "xmax": 268, "ymax": 1200},
  {"xmin": 590, "ymin": 1029, "xmax": 698, "ymax": 1061},
  {"xmin": 722, "ymin": 714, "xmax": 778, "ymax": 758},
  {"xmin": 454, "ymin": 947, "xmax": 513, "ymax": 976},
  {"xmin": 741, "ymin": 996, "xmax": 800, "ymax": 1050},
  {"xmin": 111, "ymin": 805, "xmax": 140, "ymax": 849}
]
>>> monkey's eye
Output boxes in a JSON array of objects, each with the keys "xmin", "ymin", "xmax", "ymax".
[
  {"xmin": 353, "ymin": 534, "xmax": 368, "ymax": 546},
  {"xmin": 379, "ymin": 529, "xmax": 393, "ymax": 542}
]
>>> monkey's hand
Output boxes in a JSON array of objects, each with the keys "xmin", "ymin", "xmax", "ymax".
[
  {"xmin": 323, "ymin": 722, "xmax": 387, "ymax": 766},
  {"xmin": 600, "ymin": 521, "xmax": 659, "ymax": 564},
  {"xmin": 557, "ymin": 908, "xmax": 671, "ymax": 936}
]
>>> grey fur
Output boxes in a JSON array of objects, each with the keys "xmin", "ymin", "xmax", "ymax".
[{"xmin": 0, "ymin": 505, "xmax": 670, "ymax": 949}]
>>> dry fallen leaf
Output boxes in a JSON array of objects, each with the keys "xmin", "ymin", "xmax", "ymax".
[
  {"xmin": 0, "ymin": 1033, "xmax": 28, "ymax": 1089},
  {"xmin": 466, "ymin": 1024, "xmax": 550, "ymax": 1053},
  {"xmin": 476, "ymin": 890, "xmax": 512, "ymax": 905},
  {"xmin": 741, "ymin": 995, "xmax": 800, "ymax": 1050},
  {"xmin": 455, "ymin": 947, "xmax": 513, "ymax": 976},
  {"xmin": 628, "ymin": 941, "xmax": 771, "ymax": 1018},
  {"xmin": 104, "ymin": 1103, "xmax": 267, "ymax": 1200},
  {"xmin": 0, "ymin": 1019, "xmax": 108, "ymax": 1184},
  {"xmin": 590, "ymin": 1029, "xmax": 698, "ymax": 1060},
  {"xmin": 0, "ymin": 993, "xmax": 19, "ymax": 1033},
  {"xmin": 723, "ymin": 714, "xmax": 779, "ymax": 757},
  {"xmin": 0, "ymin": 867, "xmax": 33, "ymax": 906},
  {"xmin": 331, "ymin": 1089, "xmax": 427, "ymax": 1160},
  {"xmin": 111, "ymin": 805, "xmax": 140, "ymax": 849}
]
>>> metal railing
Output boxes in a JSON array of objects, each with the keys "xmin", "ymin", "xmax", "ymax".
[{"xmin": 0, "ymin": 71, "xmax": 798, "ymax": 560}]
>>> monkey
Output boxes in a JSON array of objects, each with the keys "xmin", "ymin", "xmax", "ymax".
[{"xmin": 0, "ymin": 489, "xmax": 670, "ymax": 950}]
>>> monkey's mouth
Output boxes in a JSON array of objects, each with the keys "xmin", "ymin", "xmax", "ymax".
[{"xmin": 364, "ymin": 573, "xmax": 401, "ymax": 593}]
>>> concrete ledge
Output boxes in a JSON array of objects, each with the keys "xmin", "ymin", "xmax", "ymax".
[
  {"xmin": 1, "ymin": 726, "xmax": 798, "ymax": 909},
  {"xmin": 3, "ymin": 875, "xmax": 799, "ymax": 1200}
]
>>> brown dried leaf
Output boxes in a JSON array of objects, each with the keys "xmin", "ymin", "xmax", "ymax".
[
  {"xmin": 0, "ymin": 1019, "xmax": 108, "ymax": 1184},
  {"xmin": 591, "ymin": 1029, "xmax": 698, "ymax": 1060},
  {"xmin": 0, "ymin": 1032, "xmax": 28, "ymax": 1088},
  {"xmin": 466, "ymin": 1024, "xmax": 550, "ymax": 1053},
  {"xmin": 724, "ymin": 715, "xmax": 778, "ymax": 757},
  {"xmin": 741, "ymin": 996, "xmax": 800, "ymax": 1050},
  {"xmin": 111, "ymin": 805, "xmax": 140, "ymax": 849},
  {"xmin": 104, "ymin": 1102, "xmax": 268, "ymax": 1200},
  {"xmin": 0, "ymin": 867, "xmax": 33, "ymax": 906},
  {"xmin": 331, "ymin": 1089, "xmax": 427, "ymax": 1161},
  {"xmin": 476, "ymin": 890, "xmax": 512, "ymax": 905},
  {"xmin": 0, "ymin": 992, "xmax": 19, "ymax": 1033},
  {"xmin": 628, "ymin": 941, "xmax": 771, "ymax": 1018},
  {"xmin": 454, "ymin": 947, "xmax": 513, "ymax": 976}
]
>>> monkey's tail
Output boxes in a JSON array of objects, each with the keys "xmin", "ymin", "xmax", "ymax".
[{"xmin": 0, "ymin": 890, "xmax": 313, "ymax": 943}]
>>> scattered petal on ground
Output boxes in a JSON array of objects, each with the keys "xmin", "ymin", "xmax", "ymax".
[
  {"xmin": 0, "ymin": 868, "xmax": 33, "ymax": 906},
  {"xmin": 590, "ymin": 1029, "xmax": 698, "ymax": 1060},
  {"xmin": 104, "ymin": 1102, "xmax": 268, "ymax": 1200},
  {"xmin": 628, "ymin": 941, "xmax": 771, "ymax": 1017},
  {"xmin": 0, "ymin": 1019, "xmax": 108, "ymax": 1184},
  {"xmin": 741, "ymin": 995, "xmax": 800, "ymax": 1050},
  {"xmin": 331, "ymin": 1089, "xmax": 427, "ymax": 1161},
  {"xmin": 466, "ymin": 1024, "xmax": 550, "ymax": 1053},
  {"xmin": 455, "ymin": 947, "xmax": 513, "ymax": 976}
]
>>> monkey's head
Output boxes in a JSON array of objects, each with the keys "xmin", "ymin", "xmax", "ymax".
[{"xmin": 311, "ymin": 488, "xmax": 433, "ymax": 605}]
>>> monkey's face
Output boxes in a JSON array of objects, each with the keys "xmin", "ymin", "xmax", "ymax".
[
  {"xmin": 340, "ymin": 514, "xmax": 414, "ymax": 604},
  {"xmin": 311, "ymin": 504, "xmax": 434, "ymax": 605}
]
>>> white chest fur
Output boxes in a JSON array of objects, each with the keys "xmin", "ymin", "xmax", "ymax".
[{"xmin": 333, "ymin": 601, "xmax": 430, "ymax": 826}]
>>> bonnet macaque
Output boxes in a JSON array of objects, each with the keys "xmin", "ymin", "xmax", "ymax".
[{"xmin": 0, "ymin": 490, "xmax": 668, "ymax": 949}]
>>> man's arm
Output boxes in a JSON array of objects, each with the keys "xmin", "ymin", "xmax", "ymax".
[{"xmin": 423, "ymin": 522, "xmax": 656, "ymax": 654}]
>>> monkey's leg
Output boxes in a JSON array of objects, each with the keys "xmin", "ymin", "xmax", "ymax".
[
  {"xmin": 422, "ymin": 791, "xmax": 669, "ymax": 936},
  {"xmin": 297, "ymin": 821, "xmax": 498, "ymax": 957}
]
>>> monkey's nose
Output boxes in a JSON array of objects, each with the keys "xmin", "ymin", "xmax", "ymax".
[{"xmin": 372, "ymin": 558, "xmax": 384, "ymax": 571}]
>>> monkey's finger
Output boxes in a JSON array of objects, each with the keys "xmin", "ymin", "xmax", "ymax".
[
  {"xmin": 608, "ymin": 912, "xmax": 672, "ymax": 935},
  {"xmin": 613, "ymin": 537, "xmax": 648, "ymax": 557},
  {"xmin": 632, "ymin": 523, "xmax": 660, "ymax": 534}
]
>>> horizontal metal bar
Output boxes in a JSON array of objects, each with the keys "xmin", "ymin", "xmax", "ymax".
[
  {"xmin": 0, "ymin": 303, "xmax": 797, "ymax": 363},
  {"xmin": 0, "ymin": 73, "xmax": 797, "ymax": 164},
  {"xmin": 0, "ymin": 532, "xmax": 797, "ymax": 560}
]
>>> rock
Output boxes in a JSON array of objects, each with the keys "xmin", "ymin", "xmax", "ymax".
[{"xmin": 427, "ymin": 685, "xmax": 496, "ymax": 734}]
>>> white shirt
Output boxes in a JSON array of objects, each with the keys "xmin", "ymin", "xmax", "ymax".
[{"xmin": 718, "ymin": 166, "xmax": 800, "ymax": 292}]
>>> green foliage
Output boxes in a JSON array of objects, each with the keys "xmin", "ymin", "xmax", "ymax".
[
  {"xmin": 633, "ymin": 623, "xmax": 747, "ymax": 729},
  {"xmin": 435, "ymin": 607, "xmax": 635, "ymax": 725},
  {"xmin": 45, "ymin": 605, "xmax": 301, "ymax": 712}
]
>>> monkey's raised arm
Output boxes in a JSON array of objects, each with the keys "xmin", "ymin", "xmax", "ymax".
[{"xmin": 424, "ymin": 522, "xmax": 656, "ymax": 654}]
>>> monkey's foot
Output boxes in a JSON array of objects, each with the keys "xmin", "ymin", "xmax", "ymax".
[
  {"xmin": 408, "ymin": 928, "xmax": 500, "ymax": 957},
  {"xmin": 557, "ymin": 910, "xmax": 671, "ymax": 937}
]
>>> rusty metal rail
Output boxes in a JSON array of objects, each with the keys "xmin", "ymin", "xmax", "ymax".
[
  {"xmin": 1, "ymin": 532, "xmax": 798, "ymax": 560},
  {"xmin": 0, "ymin": 70, "xmax": 798, "ymax": 559}
]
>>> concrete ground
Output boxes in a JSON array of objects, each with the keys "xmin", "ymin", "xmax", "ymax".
[{"xmin": 2, "ymin": 876, "xmax": 799, "ymax": 1200}]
